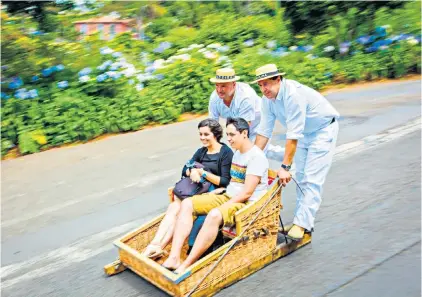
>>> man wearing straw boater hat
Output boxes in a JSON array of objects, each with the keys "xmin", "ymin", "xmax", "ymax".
[
  {"xmin": 252, "ymin": 64, "xmax": 340, "ymax": 240},
  {"xmin": 208, "ymin": 68, "xmax": 262, "ymax": 143}
]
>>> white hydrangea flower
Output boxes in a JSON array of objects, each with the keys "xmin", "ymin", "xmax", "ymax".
[
  {"xmin": 266, "ymin": 40, "xmax": 277, "ymax": 49},
  {"xmin": 79, "ymin": 75, "xmax": 90, "ymax": 83},
  {"xmin": 207, "ymin": 43, "xmax": 222, "ymax": 49},
  {"xmin": 204, "ymin": 51, "xmax": 217, "ymax": 59},
  {"xmin": 189, "ymin": 44, "xmax": 204, "ymax": 49},
  {"xmin": 407, "ymin": 38, "xmax": 419, "ymax": 45}
]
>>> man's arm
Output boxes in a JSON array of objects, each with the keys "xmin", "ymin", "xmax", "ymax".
[
  {"xmin": 278, "ymin": 90, "xmax": 306, "ymax": 184},
  {"xmin": 255, "ymin": 134, "xmax": 270, "ymax": 151},
  {"xmin": 282, "ymin": 139, "xmax": 298, "ymax": 166},
  {"xmin": 229, "ymin": 175, "xmax": 261, "ymax": 203}
]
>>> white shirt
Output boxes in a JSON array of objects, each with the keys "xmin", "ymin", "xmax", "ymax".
[
  {"xmin": 226, "ymin": 145, "xmax": 269, "ymax": 202},
  {"xmin": 209, "ymin": 82, "xmax": 261, "ymax": 139},
  {"xmin": 258, "ymin": 79, "xmax": 340, "ymax": 140}
]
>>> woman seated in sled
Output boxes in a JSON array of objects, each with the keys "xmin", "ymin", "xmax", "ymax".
[{"xmin": 142, "ymin": 118, "xmax": 234, "ymax": 259}]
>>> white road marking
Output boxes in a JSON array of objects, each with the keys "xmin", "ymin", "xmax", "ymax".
[
  {"xmin": 1, "ymin": 118, "xmax": 420, "ymax": 289},
  {"xmin": 0, "ymin": 217, "xmax": 154, "ymax": 289},
  {"xmin": 1, "ymin": 170, "xmax": 178, "ymax": 228},
  {"xmin": 334, "ymin": 117, "xmax": 420, "ymax": 160}
]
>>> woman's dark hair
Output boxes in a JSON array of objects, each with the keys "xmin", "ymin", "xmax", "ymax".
[
  {"xmin": 226, "ymin": 117, "xmax": 250, "ymax": 137},
  {"xmin": 198, "ymin": 118, "xmax": 223, "ymax": 142}
]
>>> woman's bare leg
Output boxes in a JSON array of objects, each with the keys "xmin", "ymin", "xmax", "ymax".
[
  {"xmin": 142, "ymin": 198, "xmax": 181, "ymax": 256},
  {"xmin": 152, "ymin": 198, "xmax": 181, "ymax": 246},
  {"xmin": 159, "ymin": 198, "xmax": 181, "ymax": 248}
]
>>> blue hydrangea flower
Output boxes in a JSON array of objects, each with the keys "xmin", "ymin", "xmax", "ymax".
[
  {"xmin": 96, "ymin": 74, "xmax": 108, "ymax": 82},
  {"xmin": 217, "ymin": 45, "xmax": 230, "ymax": 52},
  {"xmin": 112, "ymin": 52, "xmax": 122, "ymax": 58},
  {"xmin": 106, "ymin": 71, "xmax": 122, "ymax": 80},
  {"xmin": 42, "ymin": 68, "xmax": 53, "ymax": 77},
  {"xmin": 144, "ymin": 65, "xmax": 155, "ymax": 73},
  {"xmin": 8, "ymin": 81, "xmax": 19, "ymax": 90},
  {"xmin": 28, "ymin": 89, "xmax": 38, "ymax": 98},
  {"xmin": 109, "ymin": 62, "xmax": 121, "ymax": 71},
  {"xmin": 153, "ymin": 41, "xmax": 172, "ymax": 53},
  {"xmin": 1, "ymin": 92, "xmax": 10, "ymax": 99},
  {"xmin": 339, "ymin": 47, "xmax": 349, "ymax": 54},
  {"xmin": 8, "ymin": 77, "xmax": 23, "ymax": 90},
  {"xmin": 15, "ymin": 88, "xmax": 29, "ymax": 99},
  {"xmin": 55, "ymin": 64, "xmax": 65, "ymax": 71},
  {"xmin": 161, "ymin": 41, "xmax": 172, "ymax": 49},
  {"xmin": 128, "ymin": 79, "xmax": 135, "ymax": 85},
  {"xmin": 375, "ymin": 26, "xmax": 387, "ymax": 38},
  {"xmin": 356, "ymin": 35, "xmax": 375, "ymax": 45},
  {"xmin": 100, "ymin": 47, "xmax": 114, "ymax": 55},
  {"xmin": 365, "ymin": 46, "xmax": 379, "ymax": 53},
  {"xmin": 243, "ymin": 39, "xmax": 254, "ymax": 47},
  {"xmin": 136, "ymin": 83, "xmax": 144, "ymax": 91},
  {"xmin": 78, "ymin": 67, "xmax": 92, "ymax": 77},
  {"xmin": 104, "ymin": 60, "xmax": 113, "ymax": 67},
  {"xmin": 57, "ymin": 81, "xmax": 69, "ymax": 89},
  {"xmin": 271, "ymin": 47, "xmax": 287, "ymax": 57},
  {"xmin": 372, "ymin": 40, "xmax": 392, "ymax": 47},
  {"xmin": 153, "ymin": 46, "xmax": 165, "ymax": 54},
  {"xmin": 155, "ymin": 74, "xmax": 164, "ymax": 81},
  {"xmin": 397, "ymin": 34, "xmax": 411, "ymax": 41},
  {"xmin": 31, "ymin": 75, "xmax": 39, "ymax": 82},
  {"xmin": 299, "ymin": 45, "xmax": 313, "ymax": 52}
]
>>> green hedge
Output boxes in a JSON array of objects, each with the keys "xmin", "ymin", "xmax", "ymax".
[{"xmin": 2, "ymin": 42, "xmax": 420, "ymax": 157}]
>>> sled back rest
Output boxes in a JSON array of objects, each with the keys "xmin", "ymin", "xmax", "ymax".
[{"xmin": 222, "ymin": 169, "xmax": 281, "ymax": 238}]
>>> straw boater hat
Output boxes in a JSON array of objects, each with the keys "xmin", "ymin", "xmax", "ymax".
[
  {"xmin": 251, "ymin": 64, "xmax": 286, "ymax": 84},
  {"xmin": 210, "ymin": 68, "xmax": 240, "ymax": 83}
]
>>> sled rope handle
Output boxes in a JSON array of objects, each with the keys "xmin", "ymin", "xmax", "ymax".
[
  {"xmin": 185, "ymin": 179, "xmax": 284, "ymax": 297},
  {"xmin": 186, "ymin": 175, "xmax": 306, "ymax": 297}
]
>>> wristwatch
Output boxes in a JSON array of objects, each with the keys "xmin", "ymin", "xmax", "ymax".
[
  {"xmin": 201, "ymin": 171, "xmax": 207, "ymax": 178},
  {"xmin": 281, "ymin": 164, "xmax": 291, "ymax": 171}
]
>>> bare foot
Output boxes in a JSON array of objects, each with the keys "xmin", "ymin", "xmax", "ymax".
[
  {"xmin": 162, "ymin": 255, "xmax": 181, "ymax": 270},
  {"xmin": 174, "ymin": 262, "xmax": 189, "ymax": 274}
]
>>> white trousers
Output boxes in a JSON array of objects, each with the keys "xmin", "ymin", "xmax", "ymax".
[{"xmin": 292, "ymin": 121, "xmax": 339, "ymax": 231}]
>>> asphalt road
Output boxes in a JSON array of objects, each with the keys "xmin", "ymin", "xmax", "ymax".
[{"xmin": 1, "ymin": 78, "xmax": 421, "ymax": 297}]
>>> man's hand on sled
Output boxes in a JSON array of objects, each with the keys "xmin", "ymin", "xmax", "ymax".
[{"xmin": 277, "ymin": 168, "xmax": 291, "ymax": 187}]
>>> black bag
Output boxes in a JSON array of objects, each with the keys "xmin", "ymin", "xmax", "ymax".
[{"xmin": 173, "ymin": 159, "xmax": 212, "ymax": 199}]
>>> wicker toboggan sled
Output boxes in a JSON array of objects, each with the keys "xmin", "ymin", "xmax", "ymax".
[{"xmin": 104, "ymin": 169, "xmax": 312, "ymax": 297}]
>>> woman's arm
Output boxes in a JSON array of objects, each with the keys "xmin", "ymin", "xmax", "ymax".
[
  {"xmin": 195, "ymin": 168, "xmax": 221, "ymax": 185},
  {"xmin": 182, "ymin": 148, "xmax": 203, "ymax": 177},
  {"xmin": 196, "ymin": 147, "xmax": 233, "ymax": 186}
]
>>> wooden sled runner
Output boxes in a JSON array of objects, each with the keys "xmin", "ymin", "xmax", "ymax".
[{"xmin": 104, "ymin": 169, "xmax": 312, "ymax": 297}]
